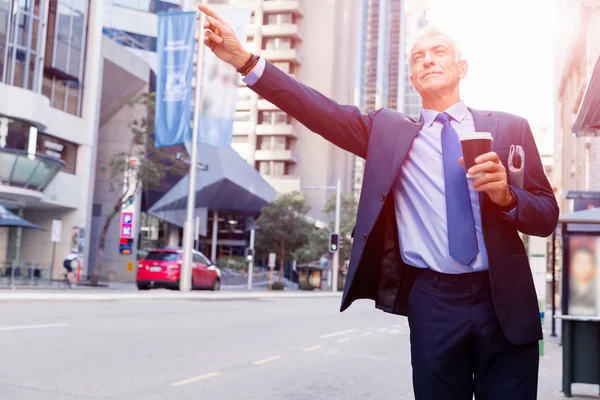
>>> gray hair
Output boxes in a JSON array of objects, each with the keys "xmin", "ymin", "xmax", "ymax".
[{"xmin": 407, "ymin": 26, "xmax": 463, "ymax": 74}]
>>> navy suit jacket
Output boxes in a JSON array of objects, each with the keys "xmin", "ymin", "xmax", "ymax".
[{"xmin": 248, "ymin": 61, "xmax": 559, "ymax": 346}]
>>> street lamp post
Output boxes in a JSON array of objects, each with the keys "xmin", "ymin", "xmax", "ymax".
[
  {"xmin": 180, "ymin": 0, "xmax": 207, "ymax": 292},
  {"xmin": 303, "ymin": 179, "xmax": 342, "ymax": 292}
]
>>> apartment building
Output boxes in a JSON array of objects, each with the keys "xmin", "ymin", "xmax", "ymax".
[{"xmin": 221, "ymin": 0, "xmax": 359, "ymax": 221}]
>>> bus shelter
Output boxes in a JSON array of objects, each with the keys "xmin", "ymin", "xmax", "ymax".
[{"xmin": 554, "ymin": 207, "xmax": 600, "ymax": 397}]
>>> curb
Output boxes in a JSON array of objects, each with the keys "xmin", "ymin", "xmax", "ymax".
[{"xmin": 0, "ymin": 291, "xmax": 343, "ymax": 302}]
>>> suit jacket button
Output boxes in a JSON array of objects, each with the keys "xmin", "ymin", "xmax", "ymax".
[
  {"xmin": 380, "ymin": 193, "xmax": 385, "ymax": 201},
  {"xmin": 363, "ymin": 233, "xmax": 367, "ymax": 241}
]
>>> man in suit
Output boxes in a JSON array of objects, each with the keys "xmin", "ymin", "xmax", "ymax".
[{"xmin": 198, "ymin": 5, "xmax": 559, "ymax": 399}]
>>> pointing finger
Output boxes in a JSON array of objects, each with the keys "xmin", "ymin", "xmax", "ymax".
[
  {"xmin": 206, "ymin": 15, "xmax": 229, "ymax": 33},
  {"xmin": 198, "ymin": 4, "xmax": 227, "ymax": 24}
]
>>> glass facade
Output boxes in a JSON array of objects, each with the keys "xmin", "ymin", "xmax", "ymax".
[
  {"xmin": 43, "ymin": 0, "xmax": 89, "ymax": 116},
  {"xmin": 0, "ymin": 0, "xmax": 44, "ymax": 91},
  {"xmin": 110, "ymin": 0, "xmax": 180, "ymax": 13}
]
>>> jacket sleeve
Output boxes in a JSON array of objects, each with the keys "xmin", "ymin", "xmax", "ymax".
[
  {"xmin": 503, "ymin": 118, "xmax": 559, "ymax": 237},
  {"xmin": 246, "ymin": 61, "xmax": 379, "ymax": 159}
]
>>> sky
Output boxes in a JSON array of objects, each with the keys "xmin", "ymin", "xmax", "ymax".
[{"xmin": 423, "ymin": 0, "xmax": 556, "ymax": 152}]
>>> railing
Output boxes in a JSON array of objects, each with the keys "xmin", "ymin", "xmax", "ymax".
[{"xmin": 0, "ymin": 260, "xmax": 48, "ymax": 287}]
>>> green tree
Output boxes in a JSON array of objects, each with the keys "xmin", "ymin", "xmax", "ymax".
[
  {"xmin": 292, "ymin": 225, "xmax": 330, "ymax": 264},
  {"xmin": 323, "ymin": 194, "xmax": 358, "ymax": 263},
  {"xmin": 93, "ymin": 92, "xmax": 185, "ymax": 284},
  {"xmin": 254, "ymin": 192, "xmax": 313, "ymax": 282}
]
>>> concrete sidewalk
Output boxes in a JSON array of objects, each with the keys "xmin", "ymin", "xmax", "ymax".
[{"xmin": 0, "ymin": 289, "xmax": 343, "ymax": 302}]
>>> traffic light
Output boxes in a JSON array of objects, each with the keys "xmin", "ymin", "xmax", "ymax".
[
  {"xmin": 244, "ymin": 247, "xmax": 254, "ymax": 262},
  {"xmin": 329, "ymin": 232, "xmax": 340, "ymax": 253}
]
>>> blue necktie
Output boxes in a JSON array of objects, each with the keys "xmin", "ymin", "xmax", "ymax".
[{"xmin": 437, "ymin": 112, "xmax": 478, "ymax": 266}]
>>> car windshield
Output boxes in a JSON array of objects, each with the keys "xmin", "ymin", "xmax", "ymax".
[{"xmin": 144, "ymin": 251, "xmax": 179, "ymax": 261}]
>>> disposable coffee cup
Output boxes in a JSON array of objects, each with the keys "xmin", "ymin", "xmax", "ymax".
[{"xmin": 459, "ymin": 132, "xmax": 493, "ymax": 179}]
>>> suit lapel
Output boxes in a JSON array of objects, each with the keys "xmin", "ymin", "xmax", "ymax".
[
  {"xmin": 390, "ymin": 111, "xmax": 424, "ymax": 176},
  {"xmin": 470, "ymin": 108, "xmax": 499, "ymax": 151}
]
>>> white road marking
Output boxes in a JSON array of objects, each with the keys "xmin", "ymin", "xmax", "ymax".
[
  {"xmin": 0, "ymin": 323, "xmax": 69, "ymax": 332},
  {"xmin": 392, "ymin": 324, "xmax": 403, "ymax": 329},
  {"xmin": 171, "ymin": 372, "xmax": 220, "ymax": 387},
  {"xmin": 302, "ymin": 345, "xmax": 324, "ymax": 352},
  {"xmin": 321, "ymin": 329, "xmax": 356, "ymax": 339},
  {"xmin": 253, "ymin": 356, "xmax": 282, "ymax": 365},
  {"xmin": 360, "ymin": 332, "xmax": 372, "ymax": 337},
  {"xmin": 336, "ymin": 338, "xmax": 351, "ymax": 343},
  {"xmin": 389, "ymin": 330, "xmax": 399, "ymax": 334}
]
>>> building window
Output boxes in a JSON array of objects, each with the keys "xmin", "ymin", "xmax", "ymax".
[
  {"xmin": 273, "ymin": 62, "xmax": 294, "ymax": 74},
  {"xmin": 36, "ymin": 132, "xmax": 77, "ymax": 174},
  {"xmin": 259, "ymin": 110, "xmax": 289, "ymax": 125},
  {"xmin": 43, "ymin": 0, "xmax": 89, "ymax": 116},
  {"xmin": 264, "ymin": 13, "xmax": 294, "ymax": 25},
  {"xmin": 262, "ymin": 37, "xmax": 293, "ymax": 50},
  {"xmin": 1, "ymin": 0, "xmax": 44, "ymax": 91},
  {"xmin": 256, "ymin": 161, "xmax": 270, "ymax": 175},
  {"xmin": 272, "ymin": 161, "xmax": 285, "ymax": 176},
  {"xmin": 102, "ymin": 28, "xmax": 156, "ymax": 51},
  {"xmin": 235, "ymin": 111, "xmax": 251, "ymax": 122}
]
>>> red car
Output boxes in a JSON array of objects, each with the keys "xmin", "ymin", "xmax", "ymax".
[{"xmin": 136, "ymin": 248, "xmax": 221, "ymax": 291}]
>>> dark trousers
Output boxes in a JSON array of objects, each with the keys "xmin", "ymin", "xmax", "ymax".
[{"xmin": 407, "ymin": 268, "xmax": 539, "ymax": 400}]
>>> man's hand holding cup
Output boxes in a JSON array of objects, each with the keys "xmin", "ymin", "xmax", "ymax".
[{"xmin": 458, "ymin": 133, "xmax": 513, "ymax": 208}]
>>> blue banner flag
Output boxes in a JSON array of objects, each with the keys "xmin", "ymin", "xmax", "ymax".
[
  {"xmin": 154, "ymin": 11, "xmax": 196, "ymax": 148},
  {"xmin": 197, "ymin": 7, "xmax": 251, "ymax": 147}
]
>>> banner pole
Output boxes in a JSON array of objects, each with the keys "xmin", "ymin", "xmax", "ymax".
[{"xmin": 180, "ymin": 0, "xmax": 208, "ymax": 291}]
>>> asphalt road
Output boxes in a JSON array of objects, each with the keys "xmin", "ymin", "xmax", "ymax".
[{"xmin": 0, "ymin": 297, "xmax": 596, "ymax": 400}]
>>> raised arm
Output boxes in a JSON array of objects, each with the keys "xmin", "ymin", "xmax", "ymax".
[{"xmin": 198, "ymin": 5, "xmax": 375, "ymax": 158}]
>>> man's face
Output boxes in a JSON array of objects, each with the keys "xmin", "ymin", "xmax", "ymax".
[{"xmin": 409, "ymin": 34, "xmax": 467, "ymax": 97}]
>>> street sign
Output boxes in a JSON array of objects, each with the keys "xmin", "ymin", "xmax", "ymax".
[
  {"xmin": 127, "ymin": 261, "xmax": 135, "ymax": 271},
  {"xmin": 268, "ymin": 253, "xmax": 276, "ymax": 268},
  {"xmin": 51, "ymin": 219, "xmax": 62, "ymax": 243},
  {"xmin": 120, "ymin": 212, "xmax": 134, "ymax": 238},
  {"xmin": 119, "ymin": 238, "xmax": 134, "ymax": 255}
]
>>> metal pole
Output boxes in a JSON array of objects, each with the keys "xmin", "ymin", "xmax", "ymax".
[
  {"xmin": 49, "ymin": 242, "xmax": 56, "ymax": 285},
  {"xmin": 180, "ymin": 0, "xmax": 208, "ymax": 292},
  {"xmin": 211, "ymin": 210, "xmax": 218, "ymax": 262},
  {"xmin": 248, "ymin": 228, "xmax": 255, "ymax": 291},
  {"xmin": 551, "ymin": 230, "xmax": 557, "ymax": 337},
  {"xmin": 10, "ymin": 259, "xmax": 16, "ymax": 288},
  {"xmin": 332, "ymin": 179, "xmax": 341, "ymax": 292}
]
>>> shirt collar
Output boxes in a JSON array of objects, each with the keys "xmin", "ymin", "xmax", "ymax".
[{"xmin": 422, "ymin": 100, "xmax": 469, "ymax": 127}]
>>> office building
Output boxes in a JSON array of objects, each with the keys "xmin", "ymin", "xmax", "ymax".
[{"xmin": 0, "ymin": 0, "xmax": 104, "ymax": 279}]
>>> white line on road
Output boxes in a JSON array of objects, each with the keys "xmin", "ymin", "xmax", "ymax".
[
  {"xmin": 302, "ymin": 345, "xmax": 324, "ymax": 352},
  {"xmin": 320, "ymin": 329, "xmax": 356, "ymax": 339},
  {"xmin": 336, "ymin": 338, "xmax": 351, "ymax": 343},
  {"xmin": 360, "ymin": 332, "xmax": 372, "ymax": 337},
  {"xmin": 0, "ymin": 323, "xmax": 69, "ymax": 332},
  {"xmin": 171, "ymin": 372, "xmax": 220, "ymax": 387},
  {"xmin": 253, "ymin": 356, "xmax": 282, "ymax": 365}
]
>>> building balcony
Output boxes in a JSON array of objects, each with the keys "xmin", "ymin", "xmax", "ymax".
[
  {"xmin": 256, "ymin": 124, "xmax": 297, "ymax": 137},
  {"xmin": 257, "ymin": 99, "xmax": 279, "ymax": 111},
  {"xmin": 254, "ymin": 149, "xmax": 298, "ymax": 163},
  {"xmin": 260, "ymin": 49, "xmax": 301, "ymax": 64},
  {"xmin": 261, "ymin": 24, "xmax": 302, "ymax": 41},
  {"xmin": 263, "ymin": 1, "xmax": 303, "ymax": 17},
  {"xmin": 0, "ymin": 147, "xmax": 65, "ymax": 202}
]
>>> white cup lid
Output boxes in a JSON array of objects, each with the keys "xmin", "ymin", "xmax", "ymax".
[{"xmin": 459, "ymin": 131, "xmax": 493, "ymax": 141}]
